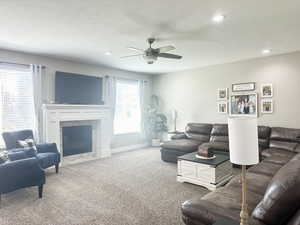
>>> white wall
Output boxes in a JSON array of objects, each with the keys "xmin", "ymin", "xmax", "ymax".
[
  {"xmin": 153, "ymin": 51, "xmax": 300, "ymax": 130},
  {"xmin": 0, "ymin": 49, "xmax": 152, "ymax": 148}
]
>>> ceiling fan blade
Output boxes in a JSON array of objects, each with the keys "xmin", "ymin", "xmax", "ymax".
[
  {"xmin": 120, "ymin": 54, "xmax": 144, "ymax": 59},
  {"xmin": 158, "ymin": 53, "xmax": 182, "ymax": 59},
  {"xmin": 156, "ymin": 45, "xmax": 175, "ymax": 53},
  {"xmin": 127, "ymin": 47, "xmax": 144, "ymax": 52}
]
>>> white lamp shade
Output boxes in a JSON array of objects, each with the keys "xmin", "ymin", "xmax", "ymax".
[{"xmin": 228, "ymin": 118, "xmax": 259, "ymax": 165}]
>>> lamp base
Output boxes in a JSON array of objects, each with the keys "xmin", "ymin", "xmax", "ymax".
[{"xmin": 240, "ymin": 165, "xmax": 249, "ymax": 225}]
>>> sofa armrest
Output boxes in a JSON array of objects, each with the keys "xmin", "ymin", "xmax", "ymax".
[
  {"xmin": 0, "ymin": 158, "xmax": 45, "ymax": 193},
  {"xmin": 36, "ymin": 143, "xmax": 59, "ymax": 154},
  {"xmin": 171, "ymin": 133, "xmax": 187, "ymax": 140}
]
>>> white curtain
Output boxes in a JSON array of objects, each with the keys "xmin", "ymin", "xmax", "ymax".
[
  {"xmin": 31, "ymin": 64, "xmax": 44, "ymax": 143},
  {"xmin": 139, "ymin": 80, "xmax": 148, "ymax": 140},
  {"xmin": 104, "ymin": 75, "xmax": 117, "ymax": 136}
]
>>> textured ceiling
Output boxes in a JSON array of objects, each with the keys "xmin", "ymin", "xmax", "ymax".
[{"xmin": 0, "ymin": 0, "xmax": 300, "ymax": 74}]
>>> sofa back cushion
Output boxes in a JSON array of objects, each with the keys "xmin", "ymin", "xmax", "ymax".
[
  {"xmin": 252, "ymin": 154, "xmax": 300, "ymax": 225},
  {"xmin": 269, "ymin": 127, "xmax": 300, "ymax": 152},
  {"xmin": 185, "ymin": 123, "xmax": 212, "ymax": 142},
  {"xmin": 258, "ymin": 126, "xmax": 271, "ymax": 150},
  {"xmin": 209, "ymin": 124, "xmax": 229, "ymax": 143}
]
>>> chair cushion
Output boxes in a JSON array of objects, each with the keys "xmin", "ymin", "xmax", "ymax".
[
  {"xmin": 8, "ymin": 147, "xmax": 37, "ymax": 161},
  {"xmin": 252, "ymin": 154, "xmax": 300, "ymax": 225},
  {"xmin": 161, "ymin": 139, "xmax": 202, "ymax": 152},
  {"xmin": 36, "ymin": 152, "xmax": 60, "ymax": 169}
]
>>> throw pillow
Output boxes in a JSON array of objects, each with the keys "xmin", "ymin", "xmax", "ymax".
[
  {"xmin": 17, "ymin": 139, "xmax": 37, "ymax": 152},
  {"xmin": 0, "ymin": 151, "xmax": 8, "ymax": 164}
]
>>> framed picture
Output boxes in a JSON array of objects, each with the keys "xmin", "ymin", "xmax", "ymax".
[
  {"xmin": 261, "ymin": 84, "xmax": 273, "ymax": 97},
  {"xmin": 232, "ymin": 82, "xmax": 256, "ymax": 92},
  {"xmin": 218, "ymin": 88, "xmax": 228, "ymax": 100},
  {"xmin": 261, "ymin": 99, "xmax": 273, "ymax": 114},
  {"xmin": 217, "ymin": 101, "xmax": 228, "ymax": 114},
  {"xmin": 229, "ymin": 93, "xmax": 258, "ymax": 117}
]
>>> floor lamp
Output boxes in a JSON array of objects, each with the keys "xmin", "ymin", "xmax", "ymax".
[{"xmin": 228, "ymin": 118, "xmax": 259, "ymax": 225}]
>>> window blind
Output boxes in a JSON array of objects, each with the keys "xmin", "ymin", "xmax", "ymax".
[{"xmin": 0, "ymin": 68, "xmax": 34, "ymax": 147}]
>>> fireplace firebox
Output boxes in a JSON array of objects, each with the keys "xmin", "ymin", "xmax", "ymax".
[{"xmin": 62, "ymin": 125, "xmax": 92, "ymax": 157}]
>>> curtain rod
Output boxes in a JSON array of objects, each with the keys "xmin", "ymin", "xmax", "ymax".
[{"xmin": 0, "ymin": 61, "xmax": 46, "ymax": 69}]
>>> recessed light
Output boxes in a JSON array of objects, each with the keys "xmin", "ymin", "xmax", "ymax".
[
  {"xmin": 105, "ymin": 51, "xmax": 112, "ymax": 56},
  {"xmin": 262, "ymin": 49, "xmax": 272, "ymax": 55},
  {"xmin": 212, "ymin": 14, "xmax": 225, "ymax": 23}
]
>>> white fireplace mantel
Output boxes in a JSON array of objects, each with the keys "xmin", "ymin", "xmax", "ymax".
[{"xmin": 42, "ymin": 104, "xmax": 112, "ymax": 163}]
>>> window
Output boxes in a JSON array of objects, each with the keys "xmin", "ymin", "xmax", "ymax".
[
  {"xmin": 0, "ymin": 67, "xmax": 35, "ymax": 146},
  {"xmin": 114, "ymin": 79, "xmax": 141, "ymax": 134}
]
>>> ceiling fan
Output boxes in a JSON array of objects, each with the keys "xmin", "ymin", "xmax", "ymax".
[{"xmin": 121, "ymin": 38, "xmax": 182, "ymax": 64}]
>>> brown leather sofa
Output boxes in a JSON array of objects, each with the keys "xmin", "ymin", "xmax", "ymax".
[
  {"xmin": 160, "ymin": 123, "xmax": 271, "ymax": 163},
  {"xmin": 181, "ymin": 127, "xmax": 300, "ymax": 225}
]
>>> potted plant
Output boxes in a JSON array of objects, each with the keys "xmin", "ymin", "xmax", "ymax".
[{"xmin": 145, "ymin": 95, "xmax": 168, "ymax": 147}]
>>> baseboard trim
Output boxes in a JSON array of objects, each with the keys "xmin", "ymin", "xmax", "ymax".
[{"xmin": 112, "ymin": 143, "xmax": 149, "ymax": 154}]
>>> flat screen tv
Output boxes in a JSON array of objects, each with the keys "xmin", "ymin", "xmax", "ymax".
[{"xmin": 55, "ymin": 71, "xmax": 104, "ymax": 105}]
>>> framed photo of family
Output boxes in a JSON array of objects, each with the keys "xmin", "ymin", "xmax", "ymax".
[
  {"xmin": 229, "ymin": 93, "xmax": 258, "ymax": 117},
  {"xmin": 217, "ymin": 101, "xmax": 228, "ymax": 114},
  {"xmin": 261, "ymin": 84, "xmax": 273, "ymax": 97},
  {"xmin": 261, "ymin": 99, "xmax": 273, "ymax": 114}
]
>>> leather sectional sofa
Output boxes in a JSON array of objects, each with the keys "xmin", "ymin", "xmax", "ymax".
[
  {"xmin": 160, "ymin": 123, "xmax": 271, "ymax": 163},
  {"xmin": 167, "ymin": 125, "xmax": 300, "ymax": 225}
]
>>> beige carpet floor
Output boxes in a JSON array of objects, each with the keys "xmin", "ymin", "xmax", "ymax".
[{"xmin": 0, "ymin": 148, "xmax": 209, "ymax": 225}]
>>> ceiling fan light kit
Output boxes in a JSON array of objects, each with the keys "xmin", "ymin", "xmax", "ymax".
[{"xmin": 122, "ymin": 38, "xmax": 182, "ymax": 64}]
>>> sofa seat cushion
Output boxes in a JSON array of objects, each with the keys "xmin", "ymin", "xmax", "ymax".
[
  {"xmin": 202, "ymin": 186, "xmax": 263, "ymax": 215},
  {"xmin": 182, "ymin": 197, "xmax": 240, "ymax": 225},
  {"xmin": 36, "ymin": 152, "xmax": 59, "ymax": 169},
  {"xmin": 226, "ymin": 172, "xmax": 271, "ymax": 196},
  {"xmin": 160, "ymin": 148, "xmax": 192, "ymax": 163},
  {"xmin": 182, "ymin": 186, "xmax": 263, "ymax": 224},
  {"xmin": 247, "ymin": 161, "xmax": 283, "ymax": 177},
  {"xmin": 252, "ymin": 155, "xmax": 300, "ymax": 225},
  {"xmin": 161, "ymin": 139, "xmax": 202, "ymax": 152}
]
